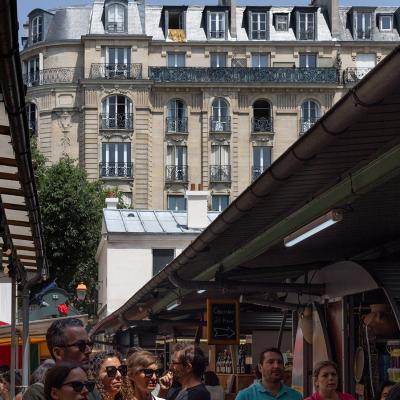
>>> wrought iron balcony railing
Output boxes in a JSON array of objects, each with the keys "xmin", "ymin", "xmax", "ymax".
[
  {"xmin": 100, "ymin": 113, "xmax": 134, "ymax": 130},
  {"xmin": 252, "ymin": 117, "xmax": 273, "ymax": 133},
  {"xmin": 90, "ymin": 63, "xmax": 142, "ymax": 80},
  {"xmin": 343, "ymin": 67, "xmax": 373, "ymax": 84},
  {"xmin": 356, "ymin": 29, "xmax": 372, "ymax": 39},
  {"xmin": 106, "ymin": 22, "xmax": 125, "ymax": 33},
  {"xmin": 149, "ymin": 67, "xmax": 339, "ymax": 84},
  {"xmin": 165, "ymin": 165, "xmax": 188, "ymax": 183},
  {"xmin": 210, "ymin": 116, "xmax": 231, "ymax": 133},
  {"xmin": 23, "ymin": 68, "xmax": 83, "ymax": 86},
  {"xmin": 210, "ymin": 165, "xmax": 231, "ymax": 183},
  {"xmin": 252, "ymin": 165, "xmax": 268, "ymax": 181},
  {"xmin": 299, "ymin": 117, "xmax": 319, "ymax": 135},
  {"xmin": 166, "ymin": 117, "xmax": 188, "ymax": 133},
  {"xmin": 209, "ymin": 30, "xmax": 225, "ymax": 39},
  {"xmin": 99, "ymin": 162, "xmax": 133, "ymax": 178},
  {"xmin": 298, "ymin": 28, "xmax": 315, "ymax": 40}
]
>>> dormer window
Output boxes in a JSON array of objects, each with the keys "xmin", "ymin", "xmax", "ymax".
[
  {"xmin": 31, "ymin": 15, "xmax": 43, "ymax": 44},
  {"xmin": 106, "ymin": 2, "xmax": 127, "ymax": 33},
  {"xmin": 163, "ymin": 7, "xmax": 187, "ymax": 41},
  {"xmin": 209, "ymin": 12, "xmax": 226, "ymax": 39},
  {"xmin": 298, "ymin": 12, "xmax": 315, "ymax": 40},
  {"xmin": 275, "ymin": 14, "xmax": 289, "ymax": 31},
  {"xmin": 251, "ymin": 12, "xmax": 267, "ymax": 39},
  {"xmin": 355, "ymin": 12, "xmax": 372, "ymax": 39},
  {"xmin": 379, "ymin": 15, "xmax": 392, "ymax": 31}
]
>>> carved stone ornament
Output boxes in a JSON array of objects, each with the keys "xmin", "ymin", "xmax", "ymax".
[
  {"xmin": 251, "ymin": 134, "xmax": 274, "ymax": 146},
  {"xmin": 166, "ymin": 134, "xmax": 187, "ymax": 144},
  {"xmin": 55, "ymin": 111, "xmax": 73, "ymax": 155},
  {"xmin": 101, "ymin": 85, "xmax": 132, "ymax": 96},
  {"xmin": 101, "ymin": 131, "xmax": 133, "ymax": 141}
]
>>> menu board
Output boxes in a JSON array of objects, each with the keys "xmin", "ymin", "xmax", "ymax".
[{"xmin": 207, "ymin": 299, "xmax": 240, "ymax": 345}]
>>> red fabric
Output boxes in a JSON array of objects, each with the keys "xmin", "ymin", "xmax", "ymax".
[
  {"xmin": 305, "ymin": 392, "xmax": 355, "ymax": 400},
  {"xmin": 58, "ymin": 303, "xmax": 69, "ymax": 316}
]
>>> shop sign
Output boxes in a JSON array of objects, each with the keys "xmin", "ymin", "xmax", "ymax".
[{"xmin": 207, "ymin": 299, "xmax": 240, "ymax": 345}]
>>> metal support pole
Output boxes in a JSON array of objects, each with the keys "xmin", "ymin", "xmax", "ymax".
[
  {"xmin": 10, "ymin": 272, "xmax": 16, "ymax": 399},
  {"xmin": 22, "ymin": 285, "xmax": 30, "ymax": 390},
  {"xmin": 276, "ymin": 310, "xmax": 288, "ymax": 350}
]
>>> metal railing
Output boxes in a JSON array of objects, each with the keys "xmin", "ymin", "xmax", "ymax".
[
  {"xmin": 99, "ymin": 162, "xmax": 133, "ymax": 178},
  {"xmin": 252, "ymin": 117, "xmax": 273, "ymax": 133},
  {"xmin": 298, "ymin": 28, "xmax": 315, "ymax": 40},
  {"xmin": 299, "ymin": 117, "xmax": 319, "ymax": 135},
  {"xmin": 210, "ymin": 116, "xmax": 231, "ymax": 133},
  {"xmin": 343, "ymin": 67, "xmax": 373, "ymax": 84},
  {"xmin": 23, "ymin": 67, "xmax": 83, "ymax": 86},
  {"xmin": 210, "ymin": 165, "xmax": 231, "ymax": 182},
  {"xmin": 90, "ymin": 63, "xmax": 142, "ymax": 80},
  {"xmin": 166, "ymin": 117, "xmax": 188, "ymax": 133},
  {"xmin": 100, "ymin": 113, "xmax": 134, "ymax": 130},
  {"xmin": 209, "ymin": 30, "xmax": 225, "ymax": 39},
  {"xmin": 149, "ymin": 67, "xmax": 339, "ymax": 83},
  {"xmin": 165, "ymin": 165, "xmax": 188, "ymax": 182},
  {"xmin": 106, "ymin": 22, "xmax": 125, "ymax": 33},
  {"xmin": 252, "ymin": 165, "xmax": 268, "ymax": 181}
]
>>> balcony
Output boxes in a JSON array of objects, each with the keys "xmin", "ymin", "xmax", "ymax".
[
  {"xmin": 252, "ymin": 117, "xmax": 273, "ymax": 133},
  {"xmin": 23, "ymin": 67, "xmax": 83, "ymax": 86},
  {"xmin": 166, "ymin": 117, "xmax": 188, "ymax": 133},
  {"xmin": 100, "ymin": 113, "xmax": 134, "ymax": 130},
  {"xmin": 165, "ymin": 165, "xmax": 188, "ymax": 183},
  {"xmin": 252, "ymin": 166, "xmax": 268, "ymax": 181},
  {"xmin": 210, "ymin": 165, "xmax": 231, "ymax": 183},
  {"xmin": 298, "ymin": 28, "xmax": 315, "ymax": 40},
  {"xmin": 90, "ymin": 63, "xmax": 142, "ymax": 80},
  {"xmin": 106, "ymin": 22, "xmax": 125, "ymax": 33},
  {"xmin": 210, "ymin": 117, "xmax": 231, "ymax": 133},
  {"xmin": 343, "ymin": 67, "xmax": 373, "ymax": 84},
  {"xmin": 99, "ymin": 162, "xmax": 133, "ymax": 178},
  {"xmin": 149, "ymin": 67, "xmax": 338, "ymax": 84},
  {"xmin": 209, "ymin": 30, "xmax": 226, "ymax": 39},
  {"xmin": 299, "ymin": 117, "xmax": 319, "ymax": 135}
]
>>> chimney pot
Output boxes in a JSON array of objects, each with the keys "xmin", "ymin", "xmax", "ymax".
[
  {"xmin": 105, "ymin": 197, "xmax": 118, "ymax": 209},
  {"xmin": 191, "ymin": 183, "xmax": 196, "ymax": 191}
]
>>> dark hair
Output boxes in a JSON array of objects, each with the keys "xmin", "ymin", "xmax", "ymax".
[
  {"xmin": 30, "ymin": 360, "xmax": 55, "ymax": 384},
  {"xmin": 44, "ymin": 363, "xmax": 84, "ymax": 400},
  {"xmin": 312, "ymin": 360, "xmax": 338, "ymax": 378},
  {"xmin": 0, "ymin": 365, "xmax": 9, "ymax": 375},
  {"xmin": 375, "ymin": 381, "xmax": 395, "ymax": 400},
  {"xmin": 46, "ymin": 318, "xmax": 84, "ymax": 359},
  {"xmin": 258, "ymin": 348, "xmax": 284, "ymax": 364},
  {"xmin": 90, "ymin": 351, "xmax": 122, "ymax": 378},
  {"xmin": 2, "ymin": 371, "xmax": 22, "ymax": 394},
  {"xmin": 173, "ymin": 343, "xmax": 206, "ymax": 379},
  {"xmin": 387, "ymin": 383, "xmax": 400, "ymax": 400},
  {"xmin": 204, "ymin": 371, "xmax": 220, "ymax": 386}
]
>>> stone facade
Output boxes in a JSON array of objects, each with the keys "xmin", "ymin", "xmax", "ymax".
[{"xmin": 21, "ymin": 0, "xmax": 400, "ymax": 210}]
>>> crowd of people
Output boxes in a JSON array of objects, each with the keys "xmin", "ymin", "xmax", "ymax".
[{"xmin": 1, "ymin": 317, "xmax": 400, "ymax": 400}]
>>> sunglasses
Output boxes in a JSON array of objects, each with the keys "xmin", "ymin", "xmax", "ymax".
[
  {"xmin": 62, "ymin": 380, "xmax": 95, "ymax": 393},
  {"xmin": 59, "ymin": 340, "xmax": 94, "ymax": 353},
  {"xmin": 106, "ymin": 365, "xmax": 127, "ymax": 378},
  {"xmin": 139, "ymin": 368, "xmax": 163, "ymax": 378}
]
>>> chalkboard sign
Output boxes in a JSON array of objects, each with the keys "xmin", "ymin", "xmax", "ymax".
[{"xmin": 207, "ymin": 299, "xmax": 240, "ymax": 345}]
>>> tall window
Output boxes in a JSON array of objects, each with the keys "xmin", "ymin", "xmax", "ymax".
[
  {"xmin": 275, "ymin": 14, "xmax": 288, "ymax": 31},
  {"xmin": 251, "ymin": 53, "xmax": 270, "ymax": 68},
  {"xmin": 107, "ymin": 47, "xmax": 131, "ymax": 78},
  {"xmin": 251, "ymin": 12, "xmax": 267, "ymax": 40},
  {"xmin": 299, "ymin": 53, "xmax": 317, "ymax": 68},
  {"xmin": 356, "ymin": 12, "xmax": 372, "ymax": 39},
  {"xmin": 167, "ymin": 99, "xmax": 187, "ymax": 133},
  {"xmin": 167, "ymin": 53, "xmax": 185, "ymax": 67},
  {"xmin": 298, "ymin": 12, "xmax": 315, "ymax": 40},
  {"xmin": 101, "ymin": 143, "xmax": 132, "ymax": 177},
  {"xmin": 31, "ymin": 16, "xmax": 43, "ymax": 44},
  {"xmin": 209, "ymin": 12, "xmax": 226, "ymax": 39},
  {"xmin": 211, "ymin": 195, "xmax": 229, "ymax": 211},
  {"xmin": 26, "ymin": 103, "xmax": 37, "ymax": 135},
  {"xmin": 211, "ymin": 98, "xmax": 230, "ymax": 132},
  {"xmin": 152, "ymin": 249, "xmax": 175, "ymax": 275},
  {"xmin": 210, "ymin": 53, "xmax": 227, "ymax": 68},
  {"xmin": 253, "ymin": 146, "xmax": 271, "ymax": 180},
  {"xmin": 253, "ymin": 100, "xmax": 272, "ymax": 132},
  {"xmin": 25, "ymin": 57, "xmax": 40, "ymax": 86},
  {"xmin": 167, "ymin": 195, "xmax": 186, "ymax": 211},
  {"xmin": 167, "ymin": 145, "xmax": 187, "ymax": 182},
  {"xmin": 101, "ymin": 96, "xmax": 133, "ymax": 129},
  {"xmin": 301, "ymin": 100, "xmax": 320, "ymax": 134},
  {"xmin": 211, "ymin": 145, "xmax": 230, "ymax": 182},
  {"xmin": 107, "ymin": 3, "xmax": 126, "ymax": 33}
]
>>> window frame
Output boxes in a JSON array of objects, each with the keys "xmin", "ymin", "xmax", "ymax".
[
  {"xmin": 152, "ymin": 248, "xmax": 175, "ymax": 275},
  {"xmin": 251, "ymin": 12, "xmax": 267, "ymax": 40},
  {"xmin": 167, "ymin": 52, "xmax": 186, "ymax": 67},
  {"xmin": 167, "ymin": 195, "xmax": 187, "ymax": 211},
  {"xmin": 210, "ymin": 52, "xmax": 227, "ymax": 68},
  {"xmin": 26, "ymin": 103, "xmax": 38, "ymax": 135},
  {"xmin": 379, "ymin": 14, "xmax": 392, "ymax": 32},
  {"xmin": 208, "ymin": 11, "xmax": 227, "ymax": 39},
  {"xmin": 298, "ymin": 12, "xmax": 315, "ymax": 40},
  {"xmin": 31, "ymin": 15, "xmax": 43, "ymax": 44},
  {"xmin": 355, "ymin": 12, "xmax": 372, "ymax": 39},
  {"xmin": 211, "ymin": 195, "xmax": 229, "ymax": 212},
  {"xmin": 251, "ymin": 52, "xmax": 270, "ymax": 68},
  {"xmin": 106, "ymin": 2, "xmax": 127, "ymax": 33},
  {"xmin": 275, "ymin": 14, "xmax": 289, "ymax": 31},
  {"xmin": 299, "ymin": 53, "xmax": 318, "ymax": 68},
  {"xmin": 101, "ymin": 142, "xmax": 132, "ymax": 177}
]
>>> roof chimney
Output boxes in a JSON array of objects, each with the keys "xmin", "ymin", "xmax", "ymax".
[
  {"xmin": 219, "ymin": 0, "xmax": 237, "ymax": 39},
  {"xmin": 185, "ymin": 189, "xmax": 209, "ymax": 230},
  {"xmin": 105, "ymin": 197, "xmax": 118, "ymax": 209}
]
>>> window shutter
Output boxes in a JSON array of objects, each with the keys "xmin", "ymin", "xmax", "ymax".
[
  {"xmin": 207, "ymin": 10, "xmax": 210, "ymax": 40},
  {"xmin": 225, "ymin": 10, "xmax": 229, "ymax": 39},
  {"xmin": 164, "ymin": 10, "xmax": 169, "ymax": 39},
  {"xmin": 248, "ymin": 11, "xmax": 252, "ymax": 39}
]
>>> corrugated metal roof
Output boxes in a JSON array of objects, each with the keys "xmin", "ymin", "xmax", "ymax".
[{"xmin": 103, "ymin": 209, "xmax": 220, "ymax": 234}]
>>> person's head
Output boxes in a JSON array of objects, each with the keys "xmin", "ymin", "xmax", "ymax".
[
  {"xmin": 90, "ymin": 351, "xmax": 126, "ymax": 397},
  {"xmin": 313, "ymin": 361, "xmax": 339, "ymax": 393},
  {"xmin": 44, "ymin": 362, "xmax": 95, "ymax": 400},
  {"xmin": 126, "ymin": 347, "xmax": 143, "ymax": 360},
  {"xmin": 127, "ymin": 350, "xmax": 161, "ymax": 395},
  {"xmin": 258, "ymin": 348, "xmax": 284, "ymax": 384},
  {"xmin": 1, "ymin": 371, "xmax": 22, "ymax": 395},
  {"xmin": 170, "ymin": 343, "xmax": 206, "ymax": 383},
  {"xmin": 204, "ymin": 371, "xmax": 220, "ymax": 386},
  {"xmin": 46, "ymin": 318, "xmax": 93, "ymax": 369},
  {"xmin": 31, "ymin": 359, "xmax": 56, "ymax": 384},
  {"xmin": 387, "ymin": 383, "xmax": 400, "ymax": 400},
  {"xmin": 377, "ymin": 381, "xmax": 396, "ymax": 400}
]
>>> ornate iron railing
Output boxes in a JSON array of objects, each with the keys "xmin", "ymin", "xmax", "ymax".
[
  {"xmin": 99, "ymin": 162, "xmax": 133, "ymax": 178},
  {"xmin": 210, "ymin": 116, "xmax": 231, "ymax": 133},
  {"xmin": 210, "ymin": 30, "xmax": 225, "ymax": 39},
  {"xmin": 252, "ymin": 166, "xmax": 268, "ymax": 181},
  {"xmin": 23, "ymin": 68, "xmax": 83, "ymax": 86},
  {"xmin": 165, "ymin": 165, "xmax": 188, "ymax": 182},
  {"xmin": 298, "ymin": 28, "xmax": 315, "ymax": 40},
  {"xmin": 343, "ymin": 67, "xmax": 373, "ymax": 83},
  {"xmin": 149, "ymin": 67, "xmax": 339, "ymax": 83},
  {"xmin": 252, "ymin": 117, "xmax": 273, "ymax": 133},
  {"xmin": 166, "ymin": 117, "xmax": 188, "ymax": 133},
  {"xmin": 210, "ymin": 165, "xmax": 231, "ymax": 182},
  {"xmin": 299, "ymin": 117, "xmax": 319, "ymax": 134},
  {"xmin": 100, "ymin": 113, "xmax": 134, "ymax": 129},
  {"xmin": 106, "ymin": 22, "xmax": 125, "ymax": 33},
  {"xmin": 90, "ymin": 63, "xmax": 142, "ymax": 80}
]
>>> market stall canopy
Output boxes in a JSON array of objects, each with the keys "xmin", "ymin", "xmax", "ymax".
[{"xmin": 91, "ymin": 44, "xmax": 400, "ymax": 336}]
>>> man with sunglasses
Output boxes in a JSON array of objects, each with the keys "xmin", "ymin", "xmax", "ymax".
[{"xmin": 23, "ymin": 318, "xmax": 100, "ymax": 400}]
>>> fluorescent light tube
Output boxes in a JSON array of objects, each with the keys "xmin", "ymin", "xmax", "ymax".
[
  {"xmin": 197, "ymin": 289, "xmax": 206, "ymax": 294},
  {"xmin": 166, "ymin": 299, "xmax": 181, "ymax": 311},
  {"xmin": 284, "ymin": 210, "xmax": 342, "ymax": 247}
]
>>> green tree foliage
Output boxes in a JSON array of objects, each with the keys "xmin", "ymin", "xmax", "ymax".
[{"xmin": 35, "ymin": 157, "xmax": 105, "ymax": 302}]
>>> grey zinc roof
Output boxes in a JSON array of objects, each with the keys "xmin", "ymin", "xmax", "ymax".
[{"xmin": 103, "ymin": 209, "xmax": 220, "ymax": 234}]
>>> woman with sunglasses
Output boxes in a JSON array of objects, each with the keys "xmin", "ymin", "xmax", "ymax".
[
  {"xmin": 126, "ymin": 350, "xmax": 163, "ymax": 400},
  {"xmin": 90, "ymin": 351, "xmax": 127, "ymax": 400},
  {"xmin": 44, "ymin": 362, "xmax": 95, "ymax": 400}
]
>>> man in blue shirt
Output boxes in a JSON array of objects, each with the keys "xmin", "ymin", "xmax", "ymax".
[{"xmin": 235, "ymin": 347, "xmax": 303, "ymax": 400}]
